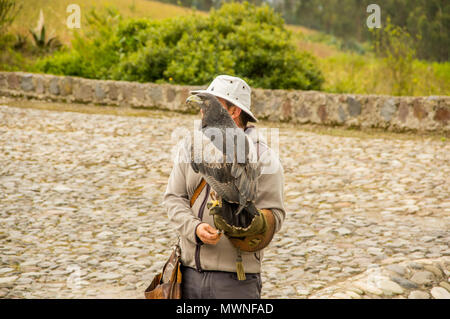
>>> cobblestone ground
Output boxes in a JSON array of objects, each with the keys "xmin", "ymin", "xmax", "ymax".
[{"xmin": 0, "ymin": 102, "xmax": 449, "ymax": 299}]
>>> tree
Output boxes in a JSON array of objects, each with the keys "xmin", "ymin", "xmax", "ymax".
[
  {"xmin": 373, "ymin": 19, "xmax": 417, "ymax": 96},
  {"xmin": 405, "ymin": 0, "xmax": 449, "ymax": 61}
]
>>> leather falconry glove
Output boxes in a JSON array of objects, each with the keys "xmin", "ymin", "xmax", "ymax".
[{"xmin": 207, "ymin": 197, "xmax": 275, "ymax": 253}]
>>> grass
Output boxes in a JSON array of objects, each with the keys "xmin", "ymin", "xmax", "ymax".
[
  {"xmin": 12, "ymin": 0, "xmax": 204, "ymax": 45},
  {"xmin": 288, "ymin": 25, "xmax": 342, "ymax": 58},
  {"xmin": 318, "ymin": 52, "xmax": 450, "ymax": 96}
]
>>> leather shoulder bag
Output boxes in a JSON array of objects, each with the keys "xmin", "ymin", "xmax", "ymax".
[{"xmin": 144, "ymin": 178, "xmax": 206, "ymax": 299}]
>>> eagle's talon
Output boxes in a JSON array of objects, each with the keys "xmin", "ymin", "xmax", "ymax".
[{"xmin": 207, "ymin": 199, "xmax": 220, "ymax": 210}]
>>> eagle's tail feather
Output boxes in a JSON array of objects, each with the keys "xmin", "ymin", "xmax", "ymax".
[{"xmin": 235, "ymin": 204, "xmax": 245, "ymax": 216}]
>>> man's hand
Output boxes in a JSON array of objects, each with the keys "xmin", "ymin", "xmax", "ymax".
[{"xmin": 196, "ymin": 223, "xmax": 222, "ymax": 245}]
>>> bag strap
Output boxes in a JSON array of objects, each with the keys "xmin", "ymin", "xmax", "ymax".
[
  {"xmin": 160, "ymin": 178, "xmax": 205, "ymax": 285},
  {"xmin": 168, "ymin": 260, "xmax": 182, "ymax": 298},
  {"xmin": 169, "ymin": 257, "xmax": 182, "ymax": 283},
  {"xmin": 190, "ymin": 178, "xmax": 206, "ymax": 207},
  {"xmin": 160, "ymin": 178, "xmax": 205, "ymax": 284}
]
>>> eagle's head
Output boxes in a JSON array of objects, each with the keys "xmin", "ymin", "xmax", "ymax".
[{"xmin": 186, "ymin": 93, "xmax": 235, "ymax": 128}]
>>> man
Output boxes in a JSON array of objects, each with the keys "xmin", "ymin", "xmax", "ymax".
[{"xmin": 163, "ymin": 75, "xmax": 285, "ymax": 299}]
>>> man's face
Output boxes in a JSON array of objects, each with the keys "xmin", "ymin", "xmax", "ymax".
[
  {"xmin": 216, "ymin": 97, "xmax": 229, "ymax": 111},
  {"xmin": 217, "ymin": 97, "xmax": 242, "ymax": 127}
]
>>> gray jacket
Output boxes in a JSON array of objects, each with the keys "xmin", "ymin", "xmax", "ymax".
[{"xmin": 163, "ymin": 126, "xmax": 286, "ymax": 273}]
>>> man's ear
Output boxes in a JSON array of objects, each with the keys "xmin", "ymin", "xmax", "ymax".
[{"xmin": 230, "ymin": 106, "xmax": 242, "ymax": 120}]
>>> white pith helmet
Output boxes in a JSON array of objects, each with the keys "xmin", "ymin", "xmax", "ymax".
[{"xmin": 191, "ymin": 75, "xmax": 257, "ymax": 122}]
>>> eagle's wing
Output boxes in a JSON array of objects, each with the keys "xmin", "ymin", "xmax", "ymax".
[
  {"xmin": 190, "ymin": 127, "xmax": 261, "ymax": 205},
  {"xmin": 190, "ymin": 128, "xmax": 240, "ymax": 203},
  {"xmin": 230, "ymin": 130, "xmax": 261, "ymax": 206}
]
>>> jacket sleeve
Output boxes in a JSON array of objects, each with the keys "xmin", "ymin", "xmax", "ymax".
[
  {"xmin": 163, "ymin": 161, "xmax": 202, "ymax": 245},
  {"xmin": 255, "ymin": 149, "xmax": 286, "ymax": 234}
]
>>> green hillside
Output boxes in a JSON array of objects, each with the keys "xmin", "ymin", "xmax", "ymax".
[
  {"xmin": 3, "ymin": 0, "xmax": 449, "ymax": 96},
  {"xmin": 12, "ymin": 0, "xmax": 204, "ymax": 44}
]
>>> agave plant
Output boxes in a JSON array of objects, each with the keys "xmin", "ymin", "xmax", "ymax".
[{"xmin": 29, "ymin": 9, "xmax": 60, "ymax": 50}]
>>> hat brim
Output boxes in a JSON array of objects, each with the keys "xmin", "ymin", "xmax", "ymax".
[{"xmin": 190, "ymin": 89, "xmax": 258, "ymax": 122}]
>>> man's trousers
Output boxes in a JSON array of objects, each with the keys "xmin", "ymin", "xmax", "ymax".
[{"xmin": 181, "ymin": 265, "xmax": 262, "ymax": 299}]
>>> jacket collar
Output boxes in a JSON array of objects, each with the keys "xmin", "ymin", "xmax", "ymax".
[{"xmin": 245, "ymin": 125, "xmax": 268, "ymax": 146}]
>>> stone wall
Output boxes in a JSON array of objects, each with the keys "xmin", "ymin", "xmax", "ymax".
[{"xmin": 1, "ymin": 71, "xmax": 449, "ymax": 133}]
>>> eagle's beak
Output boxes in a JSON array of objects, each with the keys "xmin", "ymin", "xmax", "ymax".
[{"xmin": 186, "ymin": 94, "xmax": 203, "ymax": 106}]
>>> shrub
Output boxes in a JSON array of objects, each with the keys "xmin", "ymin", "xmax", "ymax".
[
  {"xmin": 36, "ymin": 8, "xmax": 124, "ymax": 79},
  {"xmin": 372, "ymin": 19, "xmax": 417, "ymax": 96},
  {"xmin": 36, "ymin": 2, "xmax": 323, "ymax": 90},
  {"xmin": 0, "ymin": 33, "xmax": 25, "ymax": 70}
]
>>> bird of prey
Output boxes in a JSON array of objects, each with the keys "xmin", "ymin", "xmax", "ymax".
[{"xmin": 186, "ymin": 93, "xmax": 261, "ymax": 229}]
